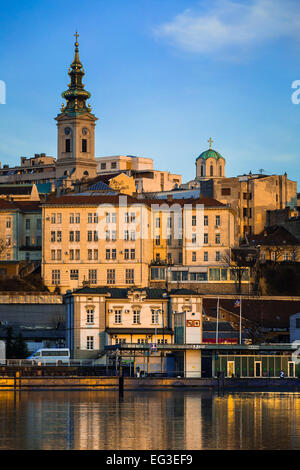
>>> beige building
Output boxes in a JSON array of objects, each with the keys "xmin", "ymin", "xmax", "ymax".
[
  {"xmin": 96, "ymin": 155, "xmax": 182, "ymax": 193},
  {"xmin": 214, "ymin": 173, "xmax": 297, "ymax": 239},
  {"xmin": 0, "ymin": 199, "xmax": 42, "ymax": 261},
  {"xmin": 65, "ymin": 286, "xmax": 202, "ymax": 378},
  {"xmin": 42, "ymin": 193, "xmax": 238, "ymax": 294}
]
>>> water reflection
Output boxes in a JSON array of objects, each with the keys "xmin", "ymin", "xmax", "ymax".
[{"xmin": 0, "ymin": 390, "xmax": 300, "ymax": 449}]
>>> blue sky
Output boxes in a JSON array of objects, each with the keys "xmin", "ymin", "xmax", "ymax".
[{"xmin": 1, "ymin": 0, "xmax": 300, "ymax": 186}]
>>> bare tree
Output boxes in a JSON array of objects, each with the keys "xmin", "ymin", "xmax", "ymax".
[{"xmin": 221, "ymin": 247, "xmax": 259, "ymax": 294}]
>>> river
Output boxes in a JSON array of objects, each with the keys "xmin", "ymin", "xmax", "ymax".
[{"xmin": 0, "ymin": 390, "xmax": 299, "ymax": 449}]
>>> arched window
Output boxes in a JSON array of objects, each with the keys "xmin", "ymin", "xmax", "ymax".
[
  {"xmin": 201, "ymin": 165, "xmax": 204, "ymax": 177},
  {"xmin": 219, "ymin": 165, "xmax": 222, "ymax": 177},
  {"xmin": 210, "ymin": 165, "xmax": 213, "ymax": 176}
]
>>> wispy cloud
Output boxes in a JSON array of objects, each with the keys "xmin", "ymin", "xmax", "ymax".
[{"xmin": 154, "ymin": 0, "xmax": 300, "ymax": 56}]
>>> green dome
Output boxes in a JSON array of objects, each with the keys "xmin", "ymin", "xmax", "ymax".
[{"xmin": 196, "ymin": 148, "xmax": 224, "ymax": 161}]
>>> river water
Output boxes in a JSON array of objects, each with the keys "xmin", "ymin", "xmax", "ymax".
[{"xmin": 0, "ymin": 390, "xmax": 300, "ymax": 450}]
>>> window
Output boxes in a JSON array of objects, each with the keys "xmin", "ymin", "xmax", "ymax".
[
  {"xmin": 75, "ymin": 249, "xmax": 80, "ymax": 260},
  {"xmin": 86, "ymin": 336, "xmax": 94, "ymax": 350},
  {"xmin": 167, "ymin": 235, "xmax": 172, "ymax": 246},
  {"xmin": 111, "ymin": 249, "xmax": 116, "ymax": 260},
  {"xmin": 152, "ymin": 310, "xmax": 159, "ymax": 324},
  {"xmin": 75, "ymin": 213, "xmax": 80, "ymax": 224},
  {"xmin": 51, "ymin": 231, "xmax": 55, "ymax": 242},
  {"xmin": 87, "ymin": 231, "xmax": 92, "ymax": 242},
  {"xmin": 107, "ymin": 269, "xmax": 115, "ymax": 284},
  {"xmin": 51, "ymin": 270, "xmax": 60, "ymax": 285},
  {"xmin": 133, "ymin": 310, "xmax": 140, "ymax": 324},
  {"xmin": 114, "ymin": 310, "xmax": 122, "ymax": 324},
  {"xmin": 124, "ymin": 249, "xmax": 129, "ymax": 260},
  {"xmin": 51, "ymin": 250, "xmax": 56, "ymax": 260},
  {"xmin": 126, "ymin": 269, "xmax": 134, "ymax": 284},
  {"xmin": 204, "ymin": 215, "xmax": 208, "ymax": 226},
  {"xmin": 215, "ymin": 233, "xmax": 220, "ymax": 244},
  {"xmin": 57, "ymin": 214, "xmax": 62, "ymax": 224},
  {"xmin": 25, "ymin": 236, "xmax": 30, "ymax": 246},
  {"xmin": 112, "ymin": 213, "xmax": 117, "ymax": 224},
  {"xmin": 192, "ymin": 215, "xmax": 196, "ymax": 226},
  {"xmin": 105, "ymin": 230, "xmax": 110, "ymax": 241},
  {"xmin": 69, "ymin": 213, "xmax": 74, "ymax": 224},
  {"xmin": 87, "ymin": 308, "xmax": 94, "ymax": 324},
  {"xmin": 156, "ymin": 218, "xmax": 160, "ymax": 228},
  {"xmin": 51, "ymin": 213, "xmax": 56, "ymax": 224},
  {"xmin": 94, "ymin": 230, "xmax": 98, "ymax": 242},
  {"xmin": 130, "ymin": 249, "xmax": 135, "ymax": 260},
  {"xmin": 36, "ymin": 236, "xmax": 42, "ymax": 246},
  {"xmin": 192, "ymin": 252, "xmax": 196, "ymax": 262},
  {"xmin": 125, "ymin": 213, "xmax": 130, "ymax": 223},
  {"xmin": 75, "ymin": 231, "xmax": 80, "ymax": 242},
  {"xmin": 94, "ymin": 213, "xmax": 98, "ymax": 224},
  {"xmin": 204, "ymin": 233, "xmax": 208, "ymax": 244},
  {"xmin": 69, "ymin": 249, "xmax": 74, "ymax": 260},
  {"xmin": 124, "ymin": 230, "xmax": 129, "ymax": 241},
  {"xmin": 6, "ymin": 218, "xmax": 11, "ymax": 229},
  {"xmin": 101, "ymin": 163, "xmax": 106, "ymax": 170},
  {"xmin": 57, "ymin": 231, "xmax": 62, "ymax": 243},
  {"xmin": 82, "ymin": 139, "xmax": 87, "ymax": 152},
  {"xmin": 112, "ymin": 230, "xmax": 117, "ymax": 241},
  {"xmin": 89, "ymin": 269, "xmax": 97, "ymax": 285},
  {"xmin": 192, "ymin": 233, "xmax": 196, "ymax": 244},
  {"xmin": 204, "ymin": 251, "xmax": 208, "ymax": 261},
  {"xmin": 57, "ymin": 249, "xmax": 62, "ymax": 261},
  {"xmin": 151, "ymin": 267, "xmax": 165, "ymax": 280},
  {"xmin": 158, "ymin": 339, "xmax": 168, "ymax": 344},
  {"xmin": 155, "ymin": 235, "xmax": 160, "ymax": 246},
  {"xmin": 88, "ymin": 249, "xmax": 93, "ymax": 260},
  {"xmin": 130, "ymin": 212, "xmax": 135, "ymax": 223},
  {"xmin": 210, "ymin": 165, "xmax": 213, "ymax": 176},
  {"xmin": 296, "ymin": 319, "xmax": 300, "ymax": 329},
  {"xmin": 216, "ymin": 251, "xmax": 220, "ymax": 261},
  {"xmin": 283, "ymin": 252, "xmax": 289, "ymax": 261},
  {"xmin": 111, "ymin": 161, "xmax": 117, "ymax": 169},
  {"xmin": 209, "ymin": 268, "xmax": 220, "ymax": 281},
  {"xmin": 215, "ymin": 215, "xmax": 220, "ymax": 226},
  {"xmin": 70, "ymin": 269, "xmax": 79, "ymax": 280},
  {"xmin": 167, "ymin": 217, "xmax": 172, "ymax": 228},
  {"xmin": 26, "ymin": 219, "xmax": 30, "ymax": 230},
  {"xmin": 130, "ymin": 231, "xmax": 135, "ymax": 241},
  {"xmin": 88, "ymin": 213, "xmax": 93, "ymax": 224},
  {"xmin": 221, "ymin": 188, "xmax": 231, "ymax": 196},
  {"xmin": 65, "ymin": 139, "xmax": 71, "ymax": 153}
]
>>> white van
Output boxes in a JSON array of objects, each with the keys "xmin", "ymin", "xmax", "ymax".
[{"xmin": 27, "ymin": 348, "xmax": 70, "ymax": 364}]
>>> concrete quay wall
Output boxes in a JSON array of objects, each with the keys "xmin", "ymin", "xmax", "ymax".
[{"xmin": 1, "ymin": 376, "xmax": 300, "ymax": 390}]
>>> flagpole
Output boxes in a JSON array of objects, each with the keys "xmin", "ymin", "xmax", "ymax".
[
  {"xmin": 239, "ymin": 295, "xmax": 242, "ymax": 344},
  {"xmin": 216, "ymin": 297, "xmax": 219, "ymax": 344}
]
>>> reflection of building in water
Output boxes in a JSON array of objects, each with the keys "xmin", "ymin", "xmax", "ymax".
[{"xmin": 183, "ymin": 393, "xmax": 202, "ymax": 449}]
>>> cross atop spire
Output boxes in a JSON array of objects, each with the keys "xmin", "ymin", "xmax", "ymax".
[
  {"xmin": 208, "ymin": 137, "xmax": 213, "ymax": 150},
  {"xmin": 74, "ymin": 31, "xmax": 79, "ymax": 45}
]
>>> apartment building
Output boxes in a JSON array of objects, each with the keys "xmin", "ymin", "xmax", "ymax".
[
  {"xmin": 0, "ymin": 199, "xmax": 42, "ymax": 261},
  {"xmin": 42, "ymin": 193, "xmax": 238, "ymax": 293},
  {"xmin": 42, "ymin": 194, "xmax": 153, "ymax": 293}
]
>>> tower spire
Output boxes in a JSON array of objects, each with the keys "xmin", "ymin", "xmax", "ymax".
[{"xmin": 61, "ymin": 32, "xmax": 92, "ymax": 115}]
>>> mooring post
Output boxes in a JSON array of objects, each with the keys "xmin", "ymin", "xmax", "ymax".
[{"xmin": 119, "ymin": 371, "xmax": 124, "ymax": 396}]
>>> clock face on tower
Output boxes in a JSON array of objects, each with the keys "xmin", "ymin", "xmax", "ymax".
[{"xmin": 64, "ymin": 127, "xmax": 71, "ymax": 135}]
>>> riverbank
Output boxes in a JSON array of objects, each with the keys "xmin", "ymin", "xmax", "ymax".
[{"xmin": 1, "ymin": 375, "xmax": 300, "ymax": 391}]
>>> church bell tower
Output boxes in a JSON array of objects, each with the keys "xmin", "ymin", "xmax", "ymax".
[{"xmin": 55, "ymin": 33, "xmax": 97, "ymax": 181}]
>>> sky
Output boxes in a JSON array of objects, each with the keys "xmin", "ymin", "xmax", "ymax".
[{"xmin": 1, "ymin": 0, "xmax": 300, "ymax": 186}]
